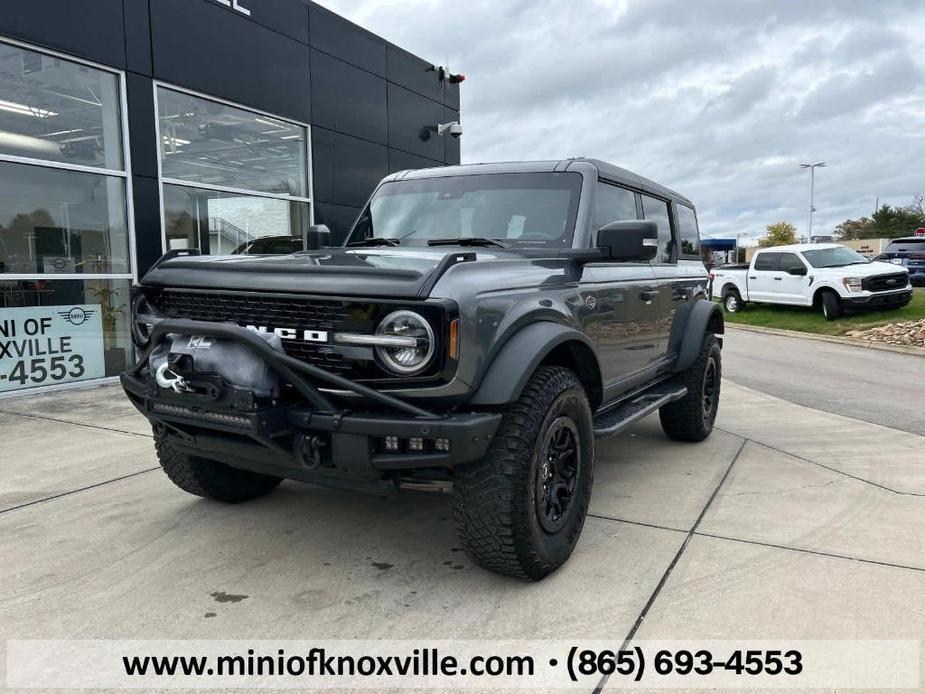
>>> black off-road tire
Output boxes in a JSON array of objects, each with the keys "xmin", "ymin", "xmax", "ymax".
[
  {"xmin": 659, "ymin": 334, "xmax": 721, "ymax": 442},
  {"xmin": 154, "ymin": 431, "xmax": 282, "ymax": 503},
  {"xmin": 723, "ymin": 288, "xmax": 745, "ymax": 313},
  {"xmin": 821, "ymin": 291, "xmax": 842, "ymax": 321},
  {"xmin": 453, "ymin": 366, "xmax": 594, "ymax": 581}
]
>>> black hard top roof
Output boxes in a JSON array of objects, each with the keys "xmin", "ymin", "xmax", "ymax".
[{"xmin": 387, "ymin": 158, "xmax": 693, "ymax": 207}]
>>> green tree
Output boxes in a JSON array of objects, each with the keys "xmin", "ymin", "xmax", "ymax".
[
  {"xmin": 758, "ymin": 221, "xmax": 798, "ymax": 247},
  {"xmin": 834, "ymin": 195, "xmax": 925, "ymax": 240}
]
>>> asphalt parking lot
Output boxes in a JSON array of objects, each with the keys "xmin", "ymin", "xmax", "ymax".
[{"xmin": 1, "ymin": 365, "xmax": 924, "ymax": 688}]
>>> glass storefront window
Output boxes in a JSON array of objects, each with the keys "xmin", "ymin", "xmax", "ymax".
[
  {"xmin": 0, "ymin": 160, "xmax": 129, "ymax": 274},
  {"xmin": 0, "ymin": 42, "xmax": 124, "ymax": 171},
  {"xmin": 157, "ymin": 86, "xmax": 308, "ymax": 197},
  {"xmin": 163, "ymin": 184, "xmax": 310, "ymax": 255},
  {"xmin": 0, "ymin": 39, "xmax": 130, "ymax": 394},
  {"xmin": 0, "ymin": 278, "xmax": 132, "ymax": 392}
]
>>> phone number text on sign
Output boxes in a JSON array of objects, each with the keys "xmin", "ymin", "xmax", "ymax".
[{"xmin": 0, "ymin": 305, "xmax": 105, "ymax": 392}]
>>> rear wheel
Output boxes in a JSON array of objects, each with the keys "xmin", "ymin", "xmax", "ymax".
[
  {"xmin": 723, "ymin": 289, "xmax": 745, "ymax": 313},
  {"xmin": 154, "ymin": 429, "xmax": 282, "ymax": 503},
  {"xmin": 453, "ymin": 366, "xmax": 594, "ymax": 580},
  {"xmin": 821, "ymin": 291, "xmax": 842, "ymax": 321},
  {"xmin": 659, "ymin": 334, "xmax": 721, "ymax": 442}
]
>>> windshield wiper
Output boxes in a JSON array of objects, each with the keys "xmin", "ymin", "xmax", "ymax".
[
  {"xmin": 427, "ymin": 237, "xmax": 509, "ymax": 248},
  {"xmin": 346, "ymin": 237, "xmax": 401, "ymax": 247}
]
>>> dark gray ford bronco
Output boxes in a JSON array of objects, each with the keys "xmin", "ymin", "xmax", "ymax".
[{"xmin": 123, "ymin": 159, "xmax": 723, "ymax": 580}]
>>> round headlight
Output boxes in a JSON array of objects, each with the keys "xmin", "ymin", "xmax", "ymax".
[
  {"xmin": 131, "ymin": 292, "xmax": 154, "ymax": 348},
  {"xmin": 375, "ymin": 310, "xmax": 435, "ymax": 375}
]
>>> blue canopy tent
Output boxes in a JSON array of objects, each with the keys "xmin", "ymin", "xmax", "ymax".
[
  {"xmin": 700, "ymin": 238, "xmax": 739, "ymax": 266},
  {"xmin": 700, "ymin": 239, "xmax": 737, "ymax": 251}
]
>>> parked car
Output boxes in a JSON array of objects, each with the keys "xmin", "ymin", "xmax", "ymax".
[
  {"xmin": 874, "ymin": 237, "xmax": 925, "ymax": 286},
  {"xmin": 122, "ymin": 159, "xmax": 723, "ymax": 581},
  {"xmin": 711, "ymin": 243, "xmax": 912, "ymax": 320}
]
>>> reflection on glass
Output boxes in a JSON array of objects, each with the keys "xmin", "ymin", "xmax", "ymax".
[
  {"xmin": 0, "ymin": 161, "xmax": 129, "ymax": 274},
  {"xmin": 163, "ymin": 184, "xmax": 310, "ymax": 255},
  {"xmin": 157, "ymin": 87, "xmax": 307, "ymax": 197},
  {"xmin": 0, "ymin": 42, "xmax": 124, "ymax": 170},
  {"xmin": 0, "ymin": 278, "xmax": 132, "ymax": 389},
  {"xmin": 641, "ymin": 194, "xmax": 674, "ymax": 264}
]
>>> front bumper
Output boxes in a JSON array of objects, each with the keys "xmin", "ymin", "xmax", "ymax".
[
  {"xmin": 844, "ymin": 288, "xmax": 913, "ymax": 308},
  {"xmin": 122, "ymin": 319, "xmax": 500, "ymax": 495}
]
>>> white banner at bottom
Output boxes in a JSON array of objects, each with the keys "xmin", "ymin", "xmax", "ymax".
[{"xmin": 5, "ymin": 639, "xmax": 920, "ymax": 689}]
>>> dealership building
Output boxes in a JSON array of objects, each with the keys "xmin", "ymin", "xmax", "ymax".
[{"xmin": 0, "ymin": 0, "xmax": 461, "ymax": 395}]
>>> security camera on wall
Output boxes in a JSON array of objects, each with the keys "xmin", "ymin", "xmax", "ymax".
[
  {"xmin": 442, "ymin": 122, "xmax": 463, "ymax": 139},
  {"xmin": 420, "ymin": 121, "xmax": 462, "ymax": 141}
]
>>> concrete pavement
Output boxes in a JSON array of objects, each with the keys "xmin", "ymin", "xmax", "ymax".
[
  {"xmin": 723, "ymin": 325, "xmax": 925, "ymax": 435},
  {"xmin": 0, "ymin": 379, "xmax": 923, "ymax": 690}
]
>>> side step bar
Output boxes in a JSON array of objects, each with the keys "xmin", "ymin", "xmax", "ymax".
[{"xmin": 593, "ymin": 383, "xmax": 688, "ymax": 439}]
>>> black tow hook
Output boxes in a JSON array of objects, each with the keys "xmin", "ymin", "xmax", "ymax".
[{"xmin": 296, "ymin": 433, "xmax": 327, "ymax": 470}]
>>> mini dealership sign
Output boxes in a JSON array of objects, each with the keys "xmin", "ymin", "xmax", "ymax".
[
  {"xmin": 213, "ymin": 0, "xmax": 251, "ymax": 17},
  {"xmin": 0, "ymin": 305, "xmax": 105, "ymax": 393}
]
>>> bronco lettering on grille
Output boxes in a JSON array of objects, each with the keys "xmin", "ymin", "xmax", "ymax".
[{"xmin": 246, "ymin": 325, "xmax": 329, "ymax": 343}]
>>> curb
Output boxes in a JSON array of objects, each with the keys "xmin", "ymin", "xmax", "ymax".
[{"xmin": 725, "ymin": 323, "xmax": 925, "ymax": 357}]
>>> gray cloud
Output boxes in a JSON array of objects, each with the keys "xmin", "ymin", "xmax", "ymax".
[{"xmin": 317, "ymin": 0, "xmax": 925, "ymax": 242}]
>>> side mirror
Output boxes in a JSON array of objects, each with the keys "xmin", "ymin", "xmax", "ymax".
[
  {"xmin": 596, "ymin": 220, "xmax": 659, "ymax": 262},
  {"xmin": 787, "ymin": 266, "xmax": 807, "ymax": 276},
  {"xmin": 304, "ymin": 224, "xmax": 332, "ymax": 250}
]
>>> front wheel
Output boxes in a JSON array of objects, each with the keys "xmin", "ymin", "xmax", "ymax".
[
  {"xmin": 723, "ymin": 289, "xmax": 745, "ymax": 313},
  {"xmin": 821, "ymin": 291, "xmax": 842, "ymax": 321},
  {"xmin": 154, "ymin": 429, "xmax": 282, "ymax": 503},
  {"xmin": 453, "ymin": 366, "xmax": 594, "ymax": 580},
  {"xmin": 659, "ymin": 334, "xmax": 721, "ymax": 442}
]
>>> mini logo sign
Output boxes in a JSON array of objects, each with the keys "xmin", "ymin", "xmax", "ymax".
[
  {"xmin": 58, "ymin": 307, "xmax": 95, "ymax": 326},
  {"xmin": 584, "ymin": 295, "xmax": 597, "ymax": 311},
  {"xmin": 213, "ymin": 0, "xmax": 251, "ymax": 17}
]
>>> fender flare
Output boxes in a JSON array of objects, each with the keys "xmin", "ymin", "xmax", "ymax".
[
  {"xmin": 470, "ymin": 322, "xmax": 601, "ymax": 406},
  {"xmin": 673, "ymin": 299, "xmax": 724, "ymax": 373}
]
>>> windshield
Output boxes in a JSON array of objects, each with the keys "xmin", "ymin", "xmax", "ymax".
[
  {"xmin": 801, "ymin": 246, "xmax": 870, "ymax": 268},
  {"xmin": 347, "ymin": 173, "xmax": 583, "ymax": 248}
]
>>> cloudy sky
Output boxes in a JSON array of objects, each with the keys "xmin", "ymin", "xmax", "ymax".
[{"xmin": 317, "ymin": 0, "xmax": 925, "ymax": 244}]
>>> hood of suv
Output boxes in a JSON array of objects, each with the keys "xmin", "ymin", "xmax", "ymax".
[{"xmin": 142, "ymin": 248, "xmax": 489, "ymax": 299}]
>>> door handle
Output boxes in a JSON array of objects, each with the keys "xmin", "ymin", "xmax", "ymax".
[
  {"xmin": 640, "ymin": 289, "xmax": 659, "ymax": 302},
  {"xmin": 774, "ymin": 277, "xmax": 783, "ymax": 281},
  {"xmin": 748, "ymin": 276, "xmax": 757, "ymax": 279}
]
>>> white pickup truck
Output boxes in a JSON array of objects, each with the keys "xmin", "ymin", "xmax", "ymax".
[{"xmin": 710, "ymin": 243, "xmax": 912, "ymax": 320}]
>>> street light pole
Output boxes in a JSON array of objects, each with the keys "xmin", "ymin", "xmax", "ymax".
[{"xmin": 800, "ymin": 162, "xmax": 826, "ymax": 241}]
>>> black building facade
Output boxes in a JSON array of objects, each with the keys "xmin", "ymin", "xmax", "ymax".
[{"xmin": 0, "ymin": 0, "xmax": 461, "ymax": 395}]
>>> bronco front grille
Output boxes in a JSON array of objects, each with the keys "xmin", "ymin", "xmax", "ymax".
[
  {"xmin": 862, "ymin": 273, "xmax": 908, "ymax": 292},
  {"xmin": 148, "ymin": 289, "xmax": 378, "ymax": 376}
]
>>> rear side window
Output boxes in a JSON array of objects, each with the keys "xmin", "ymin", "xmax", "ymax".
[
  {"xmin": 640, "ymin": 194, "xmax": 674, "ymax": 263},
  {"xmin": 754, "ymin": 252, "xmax": 779, "ymax": 271},
  {"xmin": 675, "ymin": 204, "xmax": 700, "ymax": 256},
  {"xmin": 593, "ymin": 181, "xmax": 638, "ymax": 231},
  {"xmin": 778, "ymin": 253, "xmax": 805, "ymax": 272}
]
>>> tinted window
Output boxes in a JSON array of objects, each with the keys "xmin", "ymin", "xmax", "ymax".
[
  {"xmin": 593, "ymin": 181, "xmax": 637, "ymax": 231},
  {"xmin": 754, "ymin": 252, "xmax": 779, "ymax": 271},
  {"xmin": 676, "ymin": 204, "xmax": 700, "ymax": 256},
  {"xmin": 778, "ymin": 253, "xmax": 805, "ymax": 273},
  {"xmin": 885, "ymin": 239, "xmax": 925, "ymax": 253},
  {"xmin": 640, "ymin": 194, "xmax": 673, "ymax": 263},
  {"xmin": 355, "ymin": 172, "xmax": 582, "ymax": 248}
]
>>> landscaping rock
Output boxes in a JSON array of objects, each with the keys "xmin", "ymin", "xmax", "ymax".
[{"xmin": 846, "ymin": 319, "xmax": 925, "ymax": 348}]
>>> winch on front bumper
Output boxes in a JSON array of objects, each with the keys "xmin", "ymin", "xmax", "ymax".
[{"xmin": 121, "ymin": 318, "xmax": 500, "ymax": 496}]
